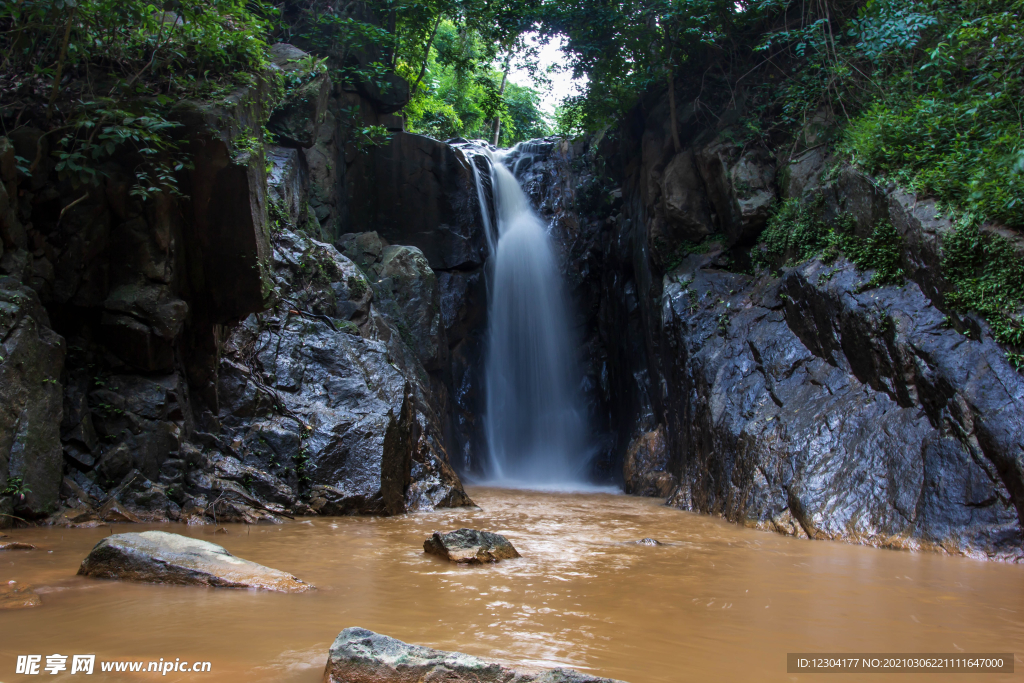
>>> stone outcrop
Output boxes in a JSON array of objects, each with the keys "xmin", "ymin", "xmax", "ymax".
[
  {"xmin": 344, "ymin": 134, "xmax": 484, "ymax": 272},
  {"xmin": 423, "ymin": 528, "xmax": 520, "ymax": 563},
  {"xmin": 78, "ymin": 530, "xmax": 314, "ymax": 592},
  {"xmin": 633, "ymin": 538, "xmax": 663, "ymax": 546},
  {"xmin": 323, "ymin": 628, "xmax": 626, "ymax": 683}
]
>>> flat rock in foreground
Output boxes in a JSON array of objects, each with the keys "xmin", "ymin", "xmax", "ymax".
[
  {"xmin": 423, "ymin": 528, "xmax": 520, "ymax": 563},
  {"xmin": 323, "ymin": 627, "xmax": 626, "ymax": 683},
  {"xmin": 78, "ymin": 531, "xmax": 313, "ymax": 592}
]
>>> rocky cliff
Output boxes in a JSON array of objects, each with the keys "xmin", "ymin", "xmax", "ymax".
[
  {"xmin": 506, "ymin": 100, "xmax": 1024, "ymax": 561},
  {"xmin": 0, "ymin": 35, "xmax": 480, "ymax": 526}
]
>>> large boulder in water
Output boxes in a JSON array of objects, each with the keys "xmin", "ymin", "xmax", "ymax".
[
  {"xmin": 423, "ymin": 528, "xmax": 520, "ymax": 563},
  {"xmin": 323, "ymin": 627, "xmax": 627, "ymax": 683},
  {"xmin": 78, "ymin": 531, "xmax": 314, "ymax": 592}
]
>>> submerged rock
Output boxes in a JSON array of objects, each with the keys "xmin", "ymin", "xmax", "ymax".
[
  {"xmin": 78, "ymin": 531, "xmax": 314, "ymax": 592},
  {"xmin": 0, "ymin": 541, "xmax": 36, "ymax": 550},
  {"xmin": 423, "ymin": 528, "xmax": 520, "ymax": 563},
  {"xmin": 0, "ymin": 581, "xmax": 41, "ymax": 610},
  {"xmin": 323, "ymin": 627, "xmax": 626, "ymax": 683},
  {"xmin": 633, "ymin": 538, "xmax": 663, "ymax": 546}
]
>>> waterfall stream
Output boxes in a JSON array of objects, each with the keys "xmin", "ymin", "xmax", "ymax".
[{"xmin": 464, "ymin": 142, "xmax": 588, "ymax": 486}]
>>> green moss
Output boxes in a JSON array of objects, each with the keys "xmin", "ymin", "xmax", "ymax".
[
  {"xmin": 298, "ymin": 246, "xmax": 343, "ymax": 287},
  {"xmin": 347, "ymin": 275, "xmax": 368, "ymax": 299},
  {"xmin": 268, "ymin": 195, "xmax": 288, "ymax": 234},
  {"xmin": 337, "ymin": 320, "xmax": 360, "ymax": 335}
]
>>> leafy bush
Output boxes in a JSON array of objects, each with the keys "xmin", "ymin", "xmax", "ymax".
[
  {"xmin": 843, "ymin": 0, "xmax": 1024, "ymax": 228},
  {"xmin": 755, "ymin": 198, "xmax": 905, "ymax": 289},
  {"xmin": 941, "ymin": 219, "xmax": 1024, "ymax": 347},
  {"xmin": 1, "ymin": 0, "xmax": 274, "ymax": 83},
  {"xmin": 1, "ymin": 0, "xmax": 278, "ymax": 199},
  {"xmin": 753, "ymin": 198, "xmax": 834, "ymax": 268}
]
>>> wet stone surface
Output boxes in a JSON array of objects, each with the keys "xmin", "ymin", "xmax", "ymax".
[
  {"xmin": 423, "ymin": 528, "xmax": 521, "ymax": 564},
  {"xmin": 78, "ymin": 530, "xmax": 314, "ymax": 592},
  {"xmin": 324, "ymin": 627, "xmax": 626, "ymax": 683}
]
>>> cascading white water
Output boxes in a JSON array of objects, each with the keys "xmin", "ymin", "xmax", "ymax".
[{"xmin": 470, "ymin": 143, "xmax": 589, "ymax": 485}]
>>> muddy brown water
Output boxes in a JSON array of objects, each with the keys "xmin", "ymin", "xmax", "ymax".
[{"xmin": 1, "ymin": 487, "xmax": 1022, "ymax": 682}]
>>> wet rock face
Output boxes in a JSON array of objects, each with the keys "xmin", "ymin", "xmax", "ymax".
[
  {"xmin": 343, "ymin": 133, "xmax": 484, "ymax": 271},
  {"xmin": 622, "ymin": 426, "xmax": 676, "ymax": 497},
  {"xmin": 78, "ymin": 531, "xmax": 314, "ymax": 592},
  {"xmin": 216, "ymin": 226, "xmax": 472, "ymax": 517},
  {"xmin": 0, "ymin": 279, "xmax": 65, "ymax": 522},
  {"xmin": 695, "ymin": 138, "xmax": 776, "ymax": 244},
  {"xmin": 423, "ymin": 528, "xmax": 520, "ymax": 563},
  {"xmin": 660, "ymin": 255, "xmax": 1022, "ymax": 558},
  {"xmin": 373, "ymin": 245, "xmax": 448, "ymax": 372},
  {"xmin": 323, "ymin": 628, "xmax": 626, "ymax": 683}
]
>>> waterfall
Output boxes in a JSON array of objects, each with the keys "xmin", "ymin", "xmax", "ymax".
[{"xmin": 465, "ymin": 142, "xmax": 588, "ymax": 486}]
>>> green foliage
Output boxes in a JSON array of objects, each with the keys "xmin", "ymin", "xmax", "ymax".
[
  {"xmin": 232, "ymin": 131, "xmax": 262, "ymax": 159},
  {"xmin": 268, "ymin": 195, "xmax": 288, "ymax": 234},
  {"xmin": 755, "ymin": 198, "xmax": 905, "ymax": 290},
  {"xmin": 828, "ymin": 216, "xmax": 906, "ymax": 288},
  {"xmin": 293, "ymin": 446, "xmax": 311, "ymax": 485},
  {"xmin": 842, "ymin": 0, "xmax": 1024, "ymax": 228},
  {"xmin": 1, "ymin": 475, "xmax": 30, "ymax": 498},
  {"xmin": 754, "ymin": 198, "xmax": 834, "ymax": 268},
  {"xmin": 1, "ymin": 0, "xmax": 274, "ymax": 80},
  {"xmin": 50, "ymin": 101, "xmax": 190, "ymax": 198},
  {"xmin": 542, "ymin": 0, "xmax": 755, "ymax": 131},
  {"xmin": 941, "ymin": 218, "xmax": 1024, "ymax": 348},
  {"xmin": 1, "ymin": 0, "xmax": 276, "ymax": 200},
  {"xmin": 401, "ymin": 21, "xmax": 550, "ymax": 145}
]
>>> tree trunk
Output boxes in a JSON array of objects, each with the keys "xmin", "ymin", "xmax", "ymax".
[
  {"xmin": 667, "ymin": 67, "xmax": 681, "ymax": 154},
  {"xmin": 411, "ymin": 13, "xmax": 443, "ymax": 95},
  {"xmin": 491, "ymin": 60, "xmax": 509, "ymax": 146},
  {"xmin": 47, "ymin": 7, "xmax": 76, "ymax": 121}
]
